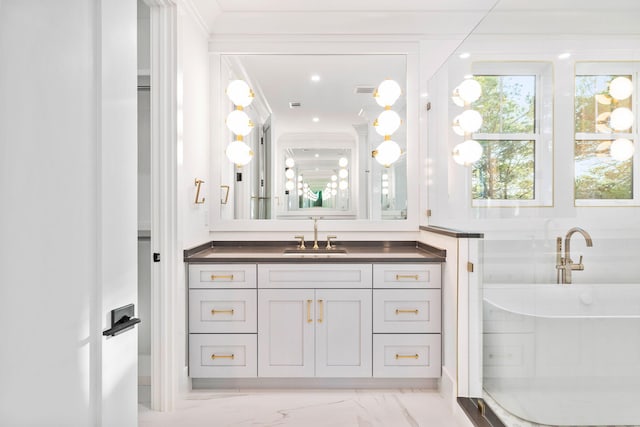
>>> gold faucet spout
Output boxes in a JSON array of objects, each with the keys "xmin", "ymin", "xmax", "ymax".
[{"xmin": 560, "ymin": 227, "xmax": 593, "ymax": 284}]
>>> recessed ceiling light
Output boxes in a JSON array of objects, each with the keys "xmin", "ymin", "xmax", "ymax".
[
  {"xmin": 459, "ymin": 52, "xmax": 471, "ymax": 59},
  {"xmin": 314, "ymin": 153, "xmax": 320, "ymax": 158},
  {"xmin": 311, "ymin": 74, "xmax": 320, "ymax": 82},
  {"xmin": 558, "ymin": 52, "xmax": 571, "ymax": 60},
  {"xmin": 312, "ymin": 117, "xmax": 319, "ymax": 122}
]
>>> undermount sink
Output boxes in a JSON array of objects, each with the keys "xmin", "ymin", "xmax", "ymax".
[{"xmin": 282, "ymin": 248, "xmax": 348, "ymax": 256}]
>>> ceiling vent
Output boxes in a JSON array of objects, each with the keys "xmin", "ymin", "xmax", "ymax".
[
  {"xmin": 289, "ymin": 101, "xmax": 302, "ymax": 108},
  {"xmin": 354, "ymin": 86, "xmax": 375, "ymax": 94}
]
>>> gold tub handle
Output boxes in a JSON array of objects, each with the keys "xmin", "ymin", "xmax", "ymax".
[
  {"xmin": 395, "ymin": 309, "xmax": 419, "ymax": 315},
  {"xmin": 395, "ymin": 354, "xmax": 419, "ymax": 360},
  {"xmin": 396, "ymin": 274, "xmax": 419, "ymax": 281},
  {"xmin": 211, "ymin": 354, "xmax": 234, "ymax": 360}
]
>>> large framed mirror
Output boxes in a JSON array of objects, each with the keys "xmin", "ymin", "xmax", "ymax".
[{"xmin": 213, "ymin": 53, "xmax": 414, "ymax": 229}]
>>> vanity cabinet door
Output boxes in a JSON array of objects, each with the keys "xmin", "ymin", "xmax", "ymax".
[
  {"xmin": 315, "ymin": 289, "xmax": 372, "ymax": 377},
  {"xmin": 258, "ymin": 289, "xmax": 315, "ymax": 377}
]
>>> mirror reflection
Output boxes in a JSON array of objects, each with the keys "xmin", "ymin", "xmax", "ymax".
[{"xmin": 218, "ymin": 54, "xmax": 407, "ymax": 221}]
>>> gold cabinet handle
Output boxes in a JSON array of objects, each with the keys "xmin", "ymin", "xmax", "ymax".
[
  {"xmin": 220, "ymin": 184, "xmax": 230, "ymax": 205},
  {"xmin": 211, "ymin": 309, "xmax": 234, "ymax": 315},
  {"xmin": 211, "ymin": 274, "xmax": 234, "ymax": 281},
  {"xmin": 211, "ymin": 354, "xmax": 234, "ymax": 360},
  {"xmin": 194, "ymin": 178, "xmax": 205, "ymax": 204},
  {"xmin": 395, "ymin": 309, "xmax": 419, "ymax": 315},
  {"xmin": 318, "ymin": 300, "xmax": 324, "ymax": 323},
  {"xmin": 306, "ymin": 300, "xmax": 312, "ymax": 323},
  {"xmin": 396, "ymin": 274, "xmax": 419, "ymax": 280},
  {"xmin": 395, "ymin": 354, "xmax": 419, "ymax": 360}
]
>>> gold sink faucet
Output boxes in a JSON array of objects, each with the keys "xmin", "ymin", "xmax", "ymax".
[
  {"xmin": 310, "ymin": 217, "xmax": 323, "ymax": 249},
  {"xmin": 556, "ymin": 227, "xmax": 593, "ymax": 284}
]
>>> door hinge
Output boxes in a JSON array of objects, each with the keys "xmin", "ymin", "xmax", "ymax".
[
  {"xmin": 467, "ymin": 262, "xmax": 474, "ymax": 273},
  {"xmin": 153, "ymin": 253, "xmax": 161, "ymax": 262},
  {"xmin": 426, "ymin": 209, "xmax": 432, "ymax": 217}
]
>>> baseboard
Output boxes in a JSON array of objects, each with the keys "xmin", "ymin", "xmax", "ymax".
[
  {"xmin": 192, "ymin": 377, "xmax": 438, "ymax": 390},
  {"xmin": 440, "ymin": 367, "xmax": 456, "ymax": 407}
]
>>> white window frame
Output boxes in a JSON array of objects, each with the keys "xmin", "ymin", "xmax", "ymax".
[
  {"xmin": 574, "ymin": 61, "xmax": 640, "ymax": 207},
  {"xmin": 470, "ymin": 62, "xmax": 553, "ymax": 208}
]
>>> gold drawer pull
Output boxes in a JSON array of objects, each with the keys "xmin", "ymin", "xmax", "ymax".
[
  {"xmin": 318, "ymin": 299, "xmax": 324, "ymax": 323},
  {"xmin": 395, "ymin": 354, "xmax": 419, "ymax": 360},
  {"xmin": 306, "ymin": 300, "xmax": 313, "ymax": 323},
  {"xmin": 395, "ymin": 309, "xmax": 419, "ymax": 315},
  {"xmin": 396, "ymin": 274, "xmax": 419, "ymax": 280},
  {"xmin": 211, "ymin": 309, "xmax": 234, "ymax": 315},
  {"xmin": 211, "ymin": 354, "xmax": 234, "ymax": 360},
  {"xmin": 211, "ymin": 274, "xmax": 234, "ymax": 281}
]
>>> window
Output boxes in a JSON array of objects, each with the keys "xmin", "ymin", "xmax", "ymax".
[
  {"xmin": 574, "ymin": 62, "xmax": 640, "ymax": 206},
  {"xmin": 470, "ymin": 62, "xmax": 553, "ymax": 207}
]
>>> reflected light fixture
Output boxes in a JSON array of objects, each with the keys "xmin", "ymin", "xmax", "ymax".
[
  {"xmin": 610, "ymin": 138, "xmax": 634, "ymax": 161},
  {"xmin": 610, "ymin": 107, "xmax": 634, "ymax": 131},
  {"xmin": 609, "ymin": 76, "xmax": 633, "ymax": 101},
  {"xmin": 373, "ymin": 137, "xmax": 402, "ymax": 167},
  {"xmin": 452, "ymin": 140, "xmax": 483, "ymax": 166},
  {"xmin": 338, "ymin": 157, "xmax": 348, "ymax": 167},
  {"xmin": 225, "ymin": 79, "xmax": 255, "ymax": 166},
  {"xmin": 374, "ymin": 79, "xmax": 402, "ymax": 108},
  {"xmin": 374, "ymin": 109, "xmax": 402, "ymax": 136},
  {"xmin": 372, "ymin": 79, "xmax": 403, "ymax": 167},
  {"xmin": 285, "ymin": 157, "xmax": 295, "ymax": 168},
  {"xmin": 311, "ymin": 74, "xmax": 320, "ymax": 82}
]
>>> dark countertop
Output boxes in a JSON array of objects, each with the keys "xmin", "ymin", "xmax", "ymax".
[{"xmin": 184, "ymin": 241, "xmax": 446, "ymax": 264}]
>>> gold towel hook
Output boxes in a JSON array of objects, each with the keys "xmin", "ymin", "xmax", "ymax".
[{"xmin": 194, "ymin": 179, "xmax": 205, "ymax": 204}]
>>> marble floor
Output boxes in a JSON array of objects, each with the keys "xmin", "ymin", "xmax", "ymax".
[{"xmin": 139, "ymin": 389, "xmax": 473, "ymax": 427}]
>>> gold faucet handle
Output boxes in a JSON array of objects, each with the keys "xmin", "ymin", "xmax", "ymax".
[
  {"xmin": 326, "ymin": 235, "xmax": 337, "ymax": 249},
  {"xmin": 294, "ymin": 235, "xmax": 306, "ymax": 249}
]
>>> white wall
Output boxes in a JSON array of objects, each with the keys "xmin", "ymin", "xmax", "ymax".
[{"xmin": 0, "ymin": 0, "xmax": 138, "ymax": 425}]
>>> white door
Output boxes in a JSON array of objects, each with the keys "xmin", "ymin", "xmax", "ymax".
[
  {"xmin": 258, "ymin": 289, "xmax": 315, "ymax": 377},
  {"xmin": 315, "ymin": 289, "xmax": 372, "ymax": 377},
  {"xmin": 100, "ymin": 0, "xmax": 139, "ymax": 425}
]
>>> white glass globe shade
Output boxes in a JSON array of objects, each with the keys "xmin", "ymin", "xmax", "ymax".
[
  {"xmin": 331, "ymin": 182, "xmax": 338, "ymax": 189},
  {"xmin": 226, "ymin": 80, "xmax": 254, "ymax": 107},
  {"xmin": 452, "ymin": 115, "xmax": 465, "ymax": 136},
  {"xmin": 382, "ymin": 181, "xmax": 389, "ymax": 188},
  {"xmin": 285, "ymin": 168, "xmax": 295, "ymax": 179},
  {"xmin": 339, "ymin": 168, "xmax": 348, "ymax": 179},
  {"xmin": 297, "ymin": 175, "xmax": 303, "ymax": 182},
  {"xmin": 374, "ymin": 110, "xmax": 402, "ymax": 136},
  {"xmin": 285, "ymin": 180, "xmax": 295, "ymax": 191},
  {"xmin": 285, "ymin": 157, "xmax": 295, "ymax": 168},
  {"xmin": 339, "ymin": 180, "xmax": 348, "ymax": 190},
  {"xmin": 382, "ymin": 173, "xmax": 389, "ymax": 181},
  {"xmin": 331, "ymin": 174, "xmax": 337, "ymax": 182},
  {"xmin": 375, "ymin": 79, "xmax": 402, "ymax": 107},
  {"xmin": 382, "ymin": 188, "xmax": 389, "ymax": 195},
  {"xmin": 225, "ymin": 140, "xmax": 253, "ymax": 166},
  {"xmin": 452, "ymin": 140, "xmax": 483, "ymax": 166},
  {"xmin": 303, "ymin": 183, "xmax": 309, "ymax": 189},
  {"xmin": 451, "ymin": 94, "xmax": 465, "ymax": 107},
  {"xmin": 338, "ymin": 157, "xmax": 348, "ymax": 167},
  {"xmin": 297, "ymin": 182, "xmax": 303, "ymax": 189},
  {"xmin": 373, "ymin": 139, "xmax": 402, "ymax": 167},
  {"xmin": 226, "ymin": 110, "xmax": 253, "ymax": 136},
  {"xmin": 610, "ymin": 107, "xmax": 634, "ymax": 131},
  {"xmin": 331, "ymin": 189, "xmax": 337, "ymax": 196},
  {"xmin": 610, "ymin": 138, "xmax": 635, "ymax": 161},
  {"xmin": 456, "ymin": 79, "xmax": 482, "ymax": 104},
  {"xmin": 457, "ymin": 109, "xmax": 483, "ymax": 133},
  {"xmin": 609, "ymin": 77, "xmax": 633, "ymax": 101},
  {"xmin": 297, "ymin": 189, "xmax": 303, "ymax": 196}
]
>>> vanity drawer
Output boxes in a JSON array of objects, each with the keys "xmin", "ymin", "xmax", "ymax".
[
  {"xmin": 373, "ymin": 289, "xmax": 441, "ymax": 333},
  {"xmin": 373, "ymin": 334, "xmax": 441, "ymax": 378},
  {"xmin": 189, "ymin": 334, "xmax": 257, "ymax": 378},
  {"xmin": 189, "ymin": 264, "xmax": 257, "ymax": 289},
  {"xmin": 258, "ymin": 264, "xmax": 372, "ymax": 289},
  {"xmin": 373, "ymin": 264, "xmax": 441, "ymax": 289},
  {"xmin": 189, "ymin": 289, "xmax": 257, "ymax": 333}
]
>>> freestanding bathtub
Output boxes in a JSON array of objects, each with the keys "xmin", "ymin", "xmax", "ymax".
[{"xmin": 483, "ymin": 283, "xmax": 640, "ymax": 426}]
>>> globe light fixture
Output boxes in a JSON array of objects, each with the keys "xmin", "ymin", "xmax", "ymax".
[
  {"xmin": 457, "ymin": 109, "xmax": 483, "ymax": 133},
  {"xmin": 609, "ymin": 76, "xmax": 633, "ymax": 101},
  {"xmin": 225, "ymin": 137, "xmax": 254, "ymax": 166},
  {"xmin": 452, "ymin": 140, "xmax": 483, "ymax": 166},
  {"xmin": 226, "ymin": 109, "xmax": 254, "ymax": 136},
  {"xmin": 285, "ymin": 180, "xmax": 295, "ymax": 191},
  {"xmin": 372, "ymin": 137, "xmax": 402, "ymax": 167},
  {"xmin": 610, "ymin": 138, "xmax": 635, "ymax": 161},
  {"xmin": 610, "ymin": 107, "xmax": 634, "ymax": 131},
  {"xmin": 226, "ymin": 80, "xmax": 254, "ymax": 107},
  {"xmin": 338, "ymin": 157, "xmax": 348, "ymax": 167},
  {"xmin": 285, "ymin": 168, "xmax": 295, "ymax": 179},
  {"xmin": 374, "ymin": 109, "xmax": 402, "ymax": 136},
  {"xmin": 339, "ymin": 180, "xmax": 348, "ymax": 190},
  {"xmin": 454, "ymin": 78, "xmax": 482, "ymax": 104},
  {"xmin": 339, "ymin": 168, "xmax": 348, "ymax": 179},
  {"xmin": 374, "ymin": 79, "xmax": 402, "ymax": 107},
  {"xmin": 285, "ymin": 157, "xmax": 295, "ymax": 168}
]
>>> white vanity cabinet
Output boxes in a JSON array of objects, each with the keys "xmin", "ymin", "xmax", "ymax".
[
  {"xmin": 187, "ymin": 261, "xmax": 442, "ymax": 380},
  {"xmin": 257, "ymin": 264, "xmax": 372, "ymax": 377},
  {"xmin": 372, "ymin": 263, "xmax": 442, "ymax": 378}
]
